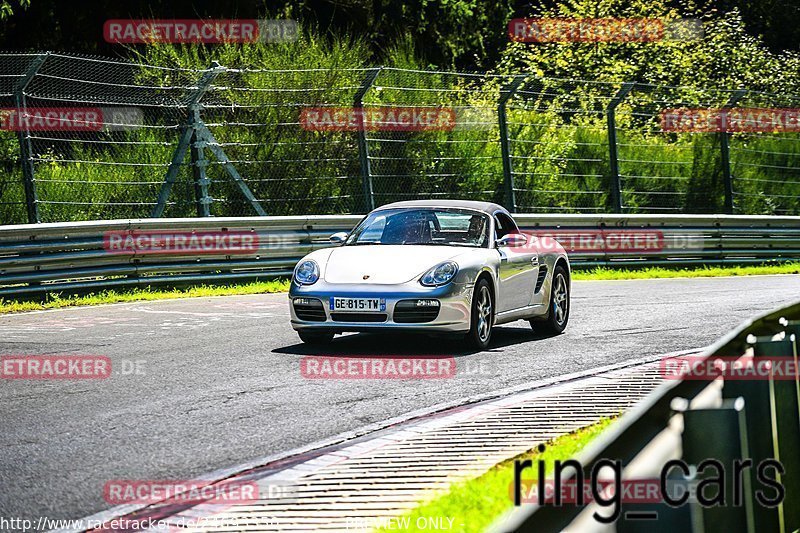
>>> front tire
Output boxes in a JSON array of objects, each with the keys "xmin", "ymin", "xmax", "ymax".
[
  {"xmin": 466, "ymin": 279, "xmax": 494, "ymax": 350},
  {"xmin": 531, "ymin": 265, "xmax": 569, "ymax": 334},
  {"xmin": 298, "ymin": 331, "xmax": 334, "ymax": 345}
]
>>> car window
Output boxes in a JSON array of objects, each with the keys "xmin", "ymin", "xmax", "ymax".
[
  {"xmin": 357, "ymin": 215, "xmax": 386, "ymax": 243},
  {"xmin": 346, "ymin": 208, "xmax": 489, "ymax": 247},
  {"xmin": 494, "ymin": 212, "xmax": 517, "ymax": 240}
]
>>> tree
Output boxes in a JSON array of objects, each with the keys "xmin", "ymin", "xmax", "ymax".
[
  {"xmin": 1, "ymin": 0, "xmax": 28, "ymax": 20},
  {"xmin": 496, "ymin": 0, "xmax": 800, "ymax": 92}
]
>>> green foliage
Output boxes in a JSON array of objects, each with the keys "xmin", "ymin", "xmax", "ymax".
[
  {"xmin": 498, "ymin": 0, "xmax": 800, "ymax": 92},
  {"xmin": 0, "ymin": 0, "xmax": 27, "ymax": 21},
  {"xmin": 0, "ymin": 130, "xmax": 25, "ymax": 224},
  {"xmin": 1, "ymin": 1, "xmax": 799, "ymax": 224},
  {"xmin": 494, "ymin": 0, "xmax": 800, "ymax": 214}
]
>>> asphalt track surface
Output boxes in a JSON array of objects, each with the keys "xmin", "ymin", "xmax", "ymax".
[{"xmin": 1, "ymin": 274, "xmax": 799, "ymax": 525}]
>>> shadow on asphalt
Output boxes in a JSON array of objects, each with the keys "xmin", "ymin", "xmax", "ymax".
[{"xmin": 272, "ymin": 324, "xmax": 562, "ymax": 357}]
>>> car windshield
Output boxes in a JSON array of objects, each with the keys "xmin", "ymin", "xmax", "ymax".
[{"xmin": 345, "ymin": 208, "xmax": 490, "ymax": 247}]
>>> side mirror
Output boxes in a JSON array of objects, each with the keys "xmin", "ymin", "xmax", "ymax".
[
  {"xmin": 329, "ymin": 231, "xmax": 349, "ymax": 244},
  {"xmin": 496, "ymin": 233, "xmax": 527, "ymax": 248}
]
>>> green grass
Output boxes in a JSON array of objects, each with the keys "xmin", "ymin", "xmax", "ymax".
[
  {"xmin": 572, "ymin": 262, "xmax": 800, "ymax": 280},
  {"xmin": 0, "ymin": 279, "xmax": 291, "ymax": 314},
  {"xmin": 375, "ymin": 418, "xmax": 613, "ymax": 533}
]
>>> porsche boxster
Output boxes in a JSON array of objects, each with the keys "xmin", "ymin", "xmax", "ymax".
[{"xmin": 289, "ymin": 200, "xmax": 570, "ymax": 349}]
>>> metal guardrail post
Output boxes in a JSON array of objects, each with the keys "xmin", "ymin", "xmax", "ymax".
[
  {"xmin": 722, "ymin": 338, "xmax": 782, "ymax": 533},
  {"xmin": 14, "ymin": 52, "xmax": 48, "ymax": 224},
  {"xmin": 152, "ymin": 63, "xmax": 225, "ymax": 218},
  {"xmin": 498, "ymin": 75, "xmax": 527, "ymax": 213},
  {"xmin": 782, "ymin": 319, "xmax": 800, "ymax": 423},
  {"xmin": 354, "ymin": 68, "xmax": 381, "ymax": 212},
  {"xmin": 606, "ymin": 82, "xmax": 634, "ymax": 214},
  {"xmin": 681, "ymin": 399, "xmax": 756, "ymax": 533},
  {"xmin": 754, "ymin": 334, "xmax": 800, "ymax": 532},
  {"xmin": 721, "ymin": 90, "xmax": 747, "ymax": 215}
]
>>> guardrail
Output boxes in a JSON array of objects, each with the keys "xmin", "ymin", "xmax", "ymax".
[
  {"xmin": 0, "ymin": 214, "xmax": 799, "ymax": 297},
  {"xmin": 494, "ymin": 299, "xmax": 800, "ymax": 533}
]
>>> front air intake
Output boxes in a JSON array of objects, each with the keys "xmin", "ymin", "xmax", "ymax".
[
  {"xmin": 393, "ymin": 299, "xmax": 441, "ymax": 323},
  {"xmin": 293, "ymin": 298, "xmax": 327, "ymax": 322}
]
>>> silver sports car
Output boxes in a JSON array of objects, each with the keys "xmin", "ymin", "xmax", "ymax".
[{"xmin": 289, "ymin": 200, "xmax": 570, "ymax": 348}]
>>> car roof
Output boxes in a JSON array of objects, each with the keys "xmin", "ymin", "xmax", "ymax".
[{"xmin": 374, "ymin": 199, "xmax": 509, "ymax": 216}]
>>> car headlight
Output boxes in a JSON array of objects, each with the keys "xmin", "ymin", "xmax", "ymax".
[
  {"xmin": 420, "ymin": 261, "xmax": 458, "ymax": 287},
  {"xmin": 294, "ymin": 260, "xmax": 320, "ymax": 285}
]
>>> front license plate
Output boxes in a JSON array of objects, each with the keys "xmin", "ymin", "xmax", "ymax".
[{"xmin": 330, "ymin": 297, "xmax": 386, "ymax": 312}]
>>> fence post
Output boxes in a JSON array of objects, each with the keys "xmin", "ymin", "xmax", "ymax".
[
  {"xmin": 606, "ymin": 82, "xmax": 634, "ymax": 213},
  {"xmin": 152, "ymin": 63, "xmax": 225, "ymax": 218},
  {"xmin": 721, "ymin": 89, "xmax": 747, "ymax": 214},
  {"xmin": 189, "ymin": 106, "xmax": 211, "ymax": 217},
  {"xmin": 14, "ymin": 52, "xmax": 48, "ymax": 224},
  {"xmin": 498, "ymin": 74, "xmax": 527, "ymax": 213},
  {"xmin": 354, "ymin": 68, "xmax": 381, "ymax": 212}
]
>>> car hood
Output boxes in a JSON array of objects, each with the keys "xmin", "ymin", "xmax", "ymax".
[{"xmin": 323, "ymin": 245, "xmax": 464, "ymax": 285}]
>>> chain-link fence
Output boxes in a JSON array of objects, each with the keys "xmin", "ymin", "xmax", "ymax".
[{"xmin": 1, "ymin": 52, "xmax": 799, "ymax": 224}]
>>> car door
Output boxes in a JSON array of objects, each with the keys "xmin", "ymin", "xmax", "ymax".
[{"xmin": 494, "ymin": 212, "xmax": 539, "ymax": 313}]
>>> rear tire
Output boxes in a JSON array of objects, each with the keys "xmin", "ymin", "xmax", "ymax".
[
  {"xmin": 298, "ymin": 331, "xmax": 334, "ymax": 345},
  {"xmin": 530, "ymin": 265, "xmax": 569, "ymax": 335},
  {"xmin": 466, "ymin": 279, "xmax": 494, "ymax": 350}
]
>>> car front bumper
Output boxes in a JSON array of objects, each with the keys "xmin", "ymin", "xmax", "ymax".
[{"xmin": 288, "ymin": 279, "xmax": 473, "ymax": 334}]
